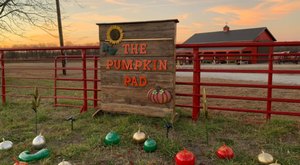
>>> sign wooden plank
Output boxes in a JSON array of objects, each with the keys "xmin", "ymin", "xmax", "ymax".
[{"xmin": 98, "ymin": 19, "xmax": 178, "ymax": 117}]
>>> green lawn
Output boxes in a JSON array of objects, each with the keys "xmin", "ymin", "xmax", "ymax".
[
  {"xmin": 0, "ymin": 100, "xmax": 299, "ymax": 165},
  {"xmin": 1, "ymin": 64, "xmax": 299, "ymax": 164}
]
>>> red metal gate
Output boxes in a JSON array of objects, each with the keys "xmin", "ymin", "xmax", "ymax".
[
  {"xmin": 54, "ymin": 52, "xmax": 100, "ymax": 112},
  {"xmin": 176, "ymin": 41, "xmax": 300, "ymax": 121},
  {"xmin": 0, "ymin": 46, "xmax": 100, "ymax": 112}
]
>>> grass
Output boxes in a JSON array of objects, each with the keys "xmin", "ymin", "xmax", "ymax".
[
  {"xmin": 0, "ymin": 100, "xmax": 299, "ymax": 165},
  {"xmin": 1, "ymin": 63, "xmax": 299, "ymax": 164}
]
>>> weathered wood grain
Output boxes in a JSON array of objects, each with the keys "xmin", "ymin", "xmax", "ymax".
[
  {"xmin": 98, "ymin": 20, "xmax": 177, "ymax": 117},
  {"xmin": 101, "ymin": 103, "xmax": 173, "ymax": 117},
  {"xmin": 99, "ymin": 40, "xmax": 175, "ymax": 57}
]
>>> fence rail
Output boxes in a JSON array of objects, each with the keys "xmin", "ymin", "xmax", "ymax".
[{"xmin": 1, "ymin": 42, "xmax": 300, "ymax": 121}]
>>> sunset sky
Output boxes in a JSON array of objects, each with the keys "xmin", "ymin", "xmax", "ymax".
[{"xmin": 2, "ymin": 0, "xmax": 300, "ymax": 47}]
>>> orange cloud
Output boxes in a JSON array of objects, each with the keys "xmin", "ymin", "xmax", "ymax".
[
  {"xmin": 206, "ymin": 0, "xmax": 300, "ymax": 26},
  {"xmin": 177, "ymin": 22, "xmax": 203, "ymax": 43}
]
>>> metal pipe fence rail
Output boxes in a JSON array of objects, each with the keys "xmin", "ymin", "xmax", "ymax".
[
  {"xmin": 0, "ymin": 46, "xmax": 100, "ymax": 112},
  {"xmin": 176, "ymin": 41, "xmax": 300, "ymax": 121},
  {"xmin": 1, "ymin": 42, "xmax": 300, "ymax": 121}
]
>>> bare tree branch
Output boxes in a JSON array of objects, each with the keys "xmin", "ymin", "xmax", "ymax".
[{"xmin": 0, "ymin": 0, "xmax": 57, "ymax": 39}]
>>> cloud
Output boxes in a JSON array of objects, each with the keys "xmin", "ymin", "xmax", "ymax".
[
  {"xmin": 177, "ymin": 13, "xmax": 189, "ymax": 21},
  {"xmin": 104, "ymin": 0, "xmax": 138, "ymax": 7},
  {"xmin": 168, "ymin": 0, "xmax": 200, "ymax": 6},
  {"xmin": 69, "ymin": 12, "xmax": 127, "ymax": 23},
  {"xmin": 177, "ymin": 22, "xmax": 203, "ymax": 43},
  {"xmin": 206, "ymin": 0, "xmax": 300, "ymax": 26}
]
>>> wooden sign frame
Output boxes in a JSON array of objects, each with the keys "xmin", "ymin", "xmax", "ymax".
[{"xmin": 97, "ymin": 19, "xmax": 178, "ymax": 117}]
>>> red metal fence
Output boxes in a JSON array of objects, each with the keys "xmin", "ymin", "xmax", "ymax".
[{"xmin": 1, "ymin": 42, "xmax": 300, "ymax": 121}]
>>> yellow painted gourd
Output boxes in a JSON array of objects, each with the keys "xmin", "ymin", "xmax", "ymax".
[{"xmin": 258, "ymin": 151, "xmax": 274, "ymax": 164}]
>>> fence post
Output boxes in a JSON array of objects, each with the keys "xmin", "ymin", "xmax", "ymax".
[
  {"xmin": 192, "ymin": 47, "xmax": 200, "ymax": 121},
  {"xmin": 266, "ymin": 47, "xmax": 274, "ymax": 120},
  {"xmin": 0, "ymin": 51, "xmax": 6, "ymax": 105},
  {"xmin": 93, "ymin": 56, "xmax": 98, "ymax": 108},
  {"xmin": 54, "ymin": 57, "xmax": 58, "ymax": 107},
  {"xmin": 81, "ymin": 49, "xmax": 88, "ymax": 113}
]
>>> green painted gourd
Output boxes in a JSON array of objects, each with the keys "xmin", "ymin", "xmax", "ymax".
[
  {"xmin": 143, "ymin": 138, "xmax": 157, "ymax": 152},
  {"xmin": 18, "ymin": 148, "xmax": 50, "ymax": 162},
  {"xmin": 104, "ymin": 131, "xmax": 120, "ymax": 145}
]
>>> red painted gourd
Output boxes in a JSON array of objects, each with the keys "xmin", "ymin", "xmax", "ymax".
[
  {"xmin": 216, "ymin": 144, "xmax": 234, "ymax": 160},
  {"xmin": 175, "ymin": 149, "xmax": 196, "ymax": 165}
]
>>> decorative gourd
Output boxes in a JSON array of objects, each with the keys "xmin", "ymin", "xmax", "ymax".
[
  {"xmin": 13, "ymin": 157, "xmax": 28, "ymax": 165},
  {"xmin": 0, "ymin": 138, "xmax": 13, "ymax": 150},
  {"xmin": 175, "ymin": 149, "xmax": 196, "ymax": 165},
  {"xmin": 104, "ymin": 131, "xmax": 120, "ymax": 145},
  {"xmin": 269, "ymin": 160, "xmax": 280, "ymax": 165},
  {"xmin": 18, "ymin": 148, "xmax": 50, "ymax": 162},
  {"xmin": 32, "ymin": 133, "xmax": 46, "ymax": 149},
  {"xmin": 13, "ymin": 161, "xmax": 28, "ymax": 165},
  {"xmin": 133, "ymin": 129, "xmax": 146, "ymax": 143},
  {"xmin": 258, "ymin": 151, "xmax": 274, "ymax": 164},
  {"xmin": 58, "ymin": 159, "xmax": 72, "ymax": 165},
  {"xmin": 147, "ymin": 87, "xmax": 172, "ymax": 104},
  {"xmin": 143, "ymin": 138, "xmax": 157, "ymax": 152},
  {"xmin": 216, "ymin": 144, "xmax": 234, "ymax": 159}
]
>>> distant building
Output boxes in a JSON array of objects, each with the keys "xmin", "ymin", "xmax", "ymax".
[{"xmin": 180, "ymin": 25, "xmax": 276, "ymax": 64}]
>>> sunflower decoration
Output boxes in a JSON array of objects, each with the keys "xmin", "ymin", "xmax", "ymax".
[{"xmin": 106, "ymin": 25, "xmax": 124, "ymax": 45}]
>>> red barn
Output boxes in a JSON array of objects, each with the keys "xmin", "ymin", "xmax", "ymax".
[{"xmin": 181, "ymin": 25, "xmax": 276, "ymax": 64}]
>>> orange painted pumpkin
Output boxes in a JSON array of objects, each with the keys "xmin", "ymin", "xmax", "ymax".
[
  {"xmin": 147, "ymin": 87, "xmax": 172, "ymax": 104},
  {"xmin": 216, "ymin": 144, "xmax": 234, "ymax": 159}
]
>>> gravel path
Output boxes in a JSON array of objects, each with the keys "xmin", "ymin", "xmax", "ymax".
[{"xmin": 176, "ymin": 64, "xmax": 300, "ymax": 85}]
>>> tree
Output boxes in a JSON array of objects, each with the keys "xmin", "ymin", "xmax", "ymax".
[{"xmin": 0, "ymin": 0, "xmax": 56, "ymax": 38}]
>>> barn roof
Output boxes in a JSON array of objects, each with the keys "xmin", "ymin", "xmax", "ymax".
[{"xmin": 183, "ymin": 27, "xmax": 276, "ymax": 44}]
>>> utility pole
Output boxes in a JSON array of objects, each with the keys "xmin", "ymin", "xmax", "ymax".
[{"xmin": 55, "ymin": 0, "xmax": 67, "ymax": 75}]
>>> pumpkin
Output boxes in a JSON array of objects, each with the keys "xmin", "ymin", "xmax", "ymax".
[
  {"xmin": 175, "ymin": 149, "xmax": 196, "ymax": 165},
  {"xmin": 216, "ymin": 144, "xmax": 234, "ymax": 159},
  {"xmin": 258, "ymin": 151, "xmax": 273, "ymax": 164},
  {"xmin": 58, "ymin": 159, "xmax": 72, "ymax": 165},
  {"xmin": 104, "ymin": 131, "xmax": 120, "ymax": 145},
  {"xmin": 147, "ymin": 87, "xmax": 172, "ymax": 104},
  {"xmin": 269, "ymin": 160, "xmax": 280, "ymax": 165},
  {"xmin": 143, "ymin": 138, "xmax": 157, "ymax": 152},
  {"xmin": 0, "ymin": 138, "xmax": 13, "ymax": 150},
  {"xmin": 32, "ymin": 133, "xmax": 46, "ymax": 149},
  {"xmin": 133, "ymin": 129, "xmax": 146, "ymax": 143},
  {"xmin": 18, "ymin": 148, "xmax": 50, "ymax": 162}
]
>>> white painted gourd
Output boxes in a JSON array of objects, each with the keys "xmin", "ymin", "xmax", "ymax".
[
  {"xmin": 269, "ymin": 160, "xmax": 280, "ymax": 165},
  {"xmin": 258, "ymin": 151, "xmax": 274, "ymax": 164},
  {"xmin": 58, "ymin": 160, "xmax": 72, "ymax": 165},
  {"xmin": 0, "ymin": 138, "xmax": 13, "ymax": 150},
  {"xmin": 32, "ymin": 133, "xmax": 46, "ymax": 149}
]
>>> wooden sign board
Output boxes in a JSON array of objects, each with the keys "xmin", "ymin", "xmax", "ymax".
[{"xmin": 97, "ymin": 19, "xmax": 178, "ymax": 117}]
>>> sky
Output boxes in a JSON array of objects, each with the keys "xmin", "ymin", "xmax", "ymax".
[{"xmin": 2, "ymin": 0, "xmax": 300, "ymax": 47}]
